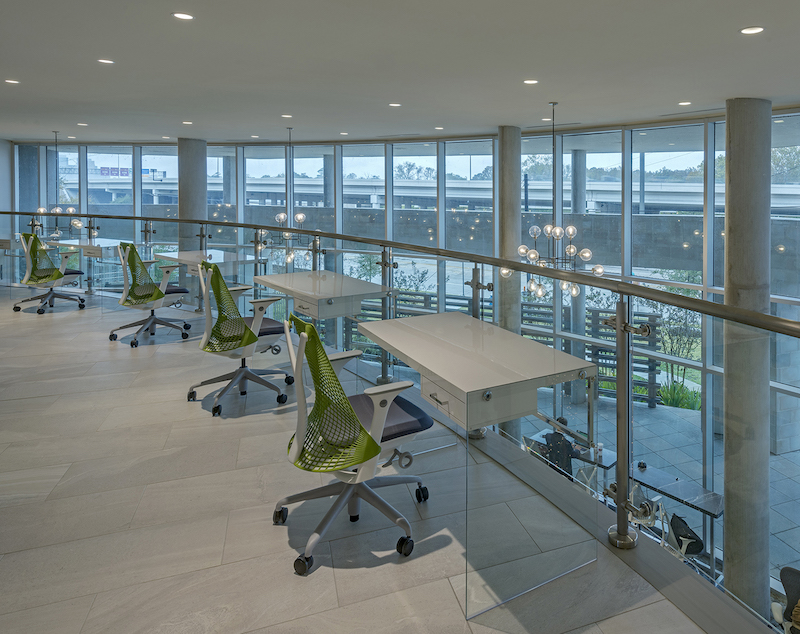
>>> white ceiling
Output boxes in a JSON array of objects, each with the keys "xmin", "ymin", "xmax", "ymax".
[{"xmin": 2, "ymin": 0, "xmax": 800, "ymax": 144}]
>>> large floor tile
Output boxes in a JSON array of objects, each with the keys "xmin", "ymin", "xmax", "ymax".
[
  {"xmin": 0, "ymin": 514, "xmax": 228, "ymax": 615},
  {"xmin": 506, "ymin": 495, "xmax": 593, "ymax": 552},
  {"xmin": 0, "ymin": 595, "xmax": 95, "ymax": 634},
  {"xmin": 252, "ymin": 578, "xmax": 471, "ymax": 634},
  {"xmin": 0, "ymin": 424, "xmax": 171, "ymax": 473},
  {"xmin": 0, "ymin": 408, "xmax": 108, "ymax": 444},
  {"xmin": 0, "ymin": 463, "xmax": 70, "ymax": 507},
  {"xmin": 0, "ymin": 486, "xmax": 144, "ymax": 553},
  {"xmin": 80, "ymin": 545, "xmax": 337, "ymax": 634},
  {"xmin": 164, "ymin": 416, "xmax": 297, "ymax": 448},
  {"xmin": 595, "ymin": 599, "xmax": 704, "ymax": 634},
  {"xmin": 48, "ymin": 440, "xmax": 239, "ymax": 499},
  {"xmin": 0, "ymin": 369, "xmax": 139, "ymax": 400}
]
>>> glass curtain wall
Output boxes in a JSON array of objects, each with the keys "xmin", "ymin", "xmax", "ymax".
[
  {"xmin": 244, "ymin": 146, "xmax": 286, "ymax": 226},
  {"xmin": 142, "ymin": 146, "xmax": 179, "ymax": 244},
  {"xmin": 292, "ymin": 145, "xmax": 335, "ymax": 264},
  {"xmin": 207, "ymin": 146, "xmax": 237, "ymax": 246},
  {"xmin": 87, "ymin": 146, "xmax": 133, "ymax": 241}
]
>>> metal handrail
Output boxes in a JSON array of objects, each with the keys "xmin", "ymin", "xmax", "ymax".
[{"xmin": 3, "ymin": 209, "xmax": 799, "ymax": 339}]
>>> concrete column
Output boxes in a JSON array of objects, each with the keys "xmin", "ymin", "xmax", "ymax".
[
  {"xmin": 570, "ymin": 150, "xmax": 587, "ymax": 405},
  {"xmin": 17, "ymin": 145, "xmax": 38, "ymax": 214},
  {"xmin": 723, "ymin": 97, "xmax": 771, "ymax": 618},
  {"xmin": 222, "ymin": 156, "xmax": 236, "ymax": 205},
  {"xmin": 178, "ymin": 138, "xmax": 207, "ymax": 297},
  {"xmin": 498, "ymin": 126, "xmax": 522, "ymax": 440}
]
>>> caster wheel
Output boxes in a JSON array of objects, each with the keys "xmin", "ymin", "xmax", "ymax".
[
  {"xmin": 271, "ymin": 345, "xmax": 281, "ymax": 355},
  {"xmin": 294, "ymin": 555, "xmax": 313, "ymax": 575},
  {"xmin": 349, "ymin": 515, "xmax": 359, "ymax": 522},
  {"xmin": 78, "ymin": 303, "xmax": 85, "ymax": 309},
  {"xmin": 273, "ymin": 507, "xmax": 288, "ymax": 525},
  {"xmin": 285, "ymin": 376, "xmax": 294, "ymax": 385},
  {"xmin": 109, "ymin": 333, "xmax": 118, "ymax": 341},
  {"xmin": 130, "ymin": 340, "xmax": 139, "ymax": 348},
  {"xmin": 187, "ymin": 390, "xmax": 196, "ymax": 402},
  {"xmin": 181, "ymin": 331, "xmax": 189, "ymax": 340},
  {"xmin": 212, "ymin": 404, "xmax": 222, "ymax": 417},
  {"xmin": 37, "ymin": 308, "xmax": 45, "ymax": 315},
  {"xmin": 240, "ymin": 391, "xmax": 247, "ymax": 396},
  {"xmin": 183, "ymin": 323, "xmax": 191, "ymax": 330},
  {"xmin": 79, "ymin": 299, "xmax": 85, "ymax": 304},
  {"xmin": 13, "ymin": 306, "xmax": 21, "ymax": 312},
  {"xmin": 396, "ymin": 536, "xmax": 414, "ymax": 557},
  {"xmin": 277, "ymin": 393, "xmax": 288, "ymax": 405},
  {"xmin": 415, "ymin": 485, "xmax": 429, "ymax": 503}
]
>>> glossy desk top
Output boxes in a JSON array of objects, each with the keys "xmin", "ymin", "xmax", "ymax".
[
  {"xmin": 631, "ymin": 462, "xmax": 723, "ymax": 517},
  {"xmin": 359, "ymin": 312, "xmax": 596, "ymax": 396},
  {"xmin": 159, "ymin": 250, "xmax": 253, "ymax": 265},
  {"xmin": 46, "ymin": 238, "xmax": 121, "ymax": 248},
  {"xmin": 254, "ymin": 271, "xmax": 390, "ymax": 301}
]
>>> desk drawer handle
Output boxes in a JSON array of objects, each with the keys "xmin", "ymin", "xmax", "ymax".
[{"xmin": 429, "ymin": 392, "xmax": 448, "ymax": 406}]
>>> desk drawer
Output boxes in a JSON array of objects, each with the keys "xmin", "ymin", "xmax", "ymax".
[
  {"xmin": 293, "ymin": 298, "xmax": 320, "ymax": 320},
  {"xmin": 421, "ymin": 375, "xmax": 467, "ymax": 429}
]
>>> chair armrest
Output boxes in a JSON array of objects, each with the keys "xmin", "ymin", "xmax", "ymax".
[
  {"xmin": 228, "ymin": 284, "xmax": 253, "ymax": 302},
  {"xmin": 328, "ymin": 349, "xmax": 362, "ymax": 377},
  {"xmin": 142, "ymin": 259, "xmax": 157, "ymax": 266},
  {"xmin": 157, "ymin": 265, "xmax": 180, "ymax": 292},
  {"xmin": 771, "ymin": 602, "xmax": 785, "ymax": 625},
  {"xmin": 58, "ymin": 250, "xmax": 79, "ymax": 273},
  {"xmin": 361, "ymin": 380, "xmax": 414, "ymax": 443},
  {"xmin": 249, "ymin": 296, "xmax": 284, "ymax": 335}
]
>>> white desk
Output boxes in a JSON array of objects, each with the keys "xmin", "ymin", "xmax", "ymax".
[
  {"xmin": 358, "ymin": 312, "xmax": 597, "ymax": 432},
  {"xmin": 159, "ymin": 249, "xmax": 253, "ymax": 276},
  {"xmin": 46, "ymin": 238, "xmax": 121, "ymax": 259},
  {"xmin": 255, "ymin": 271, "xmax": 391, "ymax": 320}
]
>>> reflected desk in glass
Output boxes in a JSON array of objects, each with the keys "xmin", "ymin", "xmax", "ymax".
[
  {"xmin": 159, "ymin": 249, "xmax": 253, "ymax": 276},
  {"xmin": 359, "ymin": 311, "xmax": 597, "ymax": 432},
  {"xmin": 630, "ymin": 462, "xmax": 723, "ymax": 518},
  {"xmin": 46, "ymin": 238, "xmax": 124, "ymax": 293},
  {"xmin": 254, "ymin": 271, "xmax": 391, "ymax": 320}
]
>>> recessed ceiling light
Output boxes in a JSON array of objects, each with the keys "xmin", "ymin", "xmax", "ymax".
[
  {"xmin": 162, "ymin": 136, "xmax": 170, "ymax": 139},
  {"xmin": 523, "ymin": 79, "xmax": 538, "ymax": 85},
  {"xmin": 542, "ymin": 118, "xmax": 552, "ymax": 121},
  {"xmin": 97, "ymin": 59, "xmax": 114, "ymax": 64},
  {"xmin": 340, "ymin": 132, "xmax": 348, "ymax": 136},
  {"xmin": 172, "ymin": 12, "xmax": 194, "ymax": 20},
  {"xmin": 639, "ymin": 132, "xmax": 647, "ymax": 135},
  {"xmin": 678, "ymin": 101, "xmax": 691, "ymax": 106},
  {"xmin": 774, "ymin": 119, "xmax": 784, "ymax": 123},
  {"xmin": 182, "ymin": 121, "xmax": 192, "ymax": 125},
  {"xmin": 740, "ymin": 26, "xmax": 764, "ymax": 34},
  {"xmin": 389, "ymin": 103, "xmax": 402, "ymax": 107},
  {"xmin": 435, "ymin": 127, "xmax": 444, "ymax": 130},
  {"xmin": 669, "ymin": 143, "xmax": 675, "ymax": 145},
  {"xmin": 5, "ymin": 79, "xmax": 19, "ymax": 84},
  {"xmin": 251, "ymin": 135, "xmax": 259, "ymax": 138},
  {"xmin": 77, "ymin": 123, "xmax": 88, "ymax": 126},
  {"xmin": 67, "ymin": 136, "xmax": 76, "ymax": 139},
  {"xmin": 281, "ymin": 114, "xmax": 292, "ymax": 118}
]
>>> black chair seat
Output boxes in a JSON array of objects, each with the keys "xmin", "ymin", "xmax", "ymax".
[
  {"xmin": 64, "ymin": 268, "xmax": 84, "ymax": 276},
  {"xmin": 165, "ymin": 286, "xmax": 190, "ymax": 295},
  {"xmin": 243, "ymin": 316, "xmax": 284, "ymax": 337},
  {"xmin": 349, "ymin": 394, "xmax": 434, "ymax": 442}
]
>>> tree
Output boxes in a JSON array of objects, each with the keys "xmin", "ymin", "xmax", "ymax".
[
  {"xmin": 394, "ymin": 261, "xmax": 436, "ymax": 292},
  {"xmin": 472, "ymin": 165, "xmax": 493, "ymax": 181},
  {"xmin": 446, "ymin": 172, "xmax": 466, "ymax": 181},
  {"xmin": 346, "ymin": 253, "xmax": 381, "ymax": 282},
  {"xmin": 393, "ymin": 162, "xmax": 436, "ymax": 181}
]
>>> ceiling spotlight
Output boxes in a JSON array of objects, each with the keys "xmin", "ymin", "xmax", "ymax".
[
  {"xmin": 77, "ymin": 123, "xmax": 88, "ymax": 126},
  {"xmin": 523, "ymin": 79, "xmax": 538, "ymax": 84},
  {"xmin": 542, "ymin": 118, "xmax": 552, "ymax": 121},
  {"xmin": 639, "ymin": 132, "xmax": 647, "ymax": 135},
  {"xmin": 775, "ymin": 119, "xmax": 784, "ymax": 123},
  {"xmin": 5, "ymin": 79, "xmax": 19, "ymax": 84},
  {"xmin": 389, "ymin": 103, "xmax": 402, "ymax": 107},
  {"xmin": 678, "ymin": 101, "xmax": 691, "ymax": 106},
  {"xmin": 251, "ymin": 135, "xmax": 259, "ymax": 138},
  {"xmin": 281, "ymin": 114, "xmax": 292, "ymax": 118},
  {"xmin": 340, "ymin": 132, "xmax": 348, "ymax": 135},
  {"xmin": 435, "ymin": 126, "xmax": 444, "ymax": 130},
  {"xmin": 162, "ymin": 136, "xmax": 170, "ymax": 139},
  {"xmin": 740, "ymin": 26, "xmax": 764, "ymax": 34},
  {"xmin": 172, "ymin": 12, "xmax": 194, "ymax": 20},
  {"xmin": 182, "ymin": 121, "xmax": 192, "ymax": 125},
  {"xmin": 67, "ymin": 136, "xmax": 76, "ymax": 139},
  {"xmin": 97, "ymin": 59, "xmax": 114, "ymax": 64}
]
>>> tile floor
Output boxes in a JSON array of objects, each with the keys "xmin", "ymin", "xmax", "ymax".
[{"xmin": 0, "ymin": 286, "xmax": 714, "ymax": 633}]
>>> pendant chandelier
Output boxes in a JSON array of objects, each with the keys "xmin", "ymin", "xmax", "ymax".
[{"xmin": 516, "ymin": 102, "xmax": 604, "ymax": 298}]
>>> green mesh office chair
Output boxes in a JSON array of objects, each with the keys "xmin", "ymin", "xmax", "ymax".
[
  {"xmin": 13, "ymin": 233, "xmax": 85, "ymax": 314},
  {"xmin": 109, "ymin": 243, "xmax": 191, "ymax": 348},
  {"xmin": 187, "ymin": 261, "xmax": 293, "ymax": 416},
  {"xmin": 273, "ymin": 315, "xmax": 433, "ymax": 575}
]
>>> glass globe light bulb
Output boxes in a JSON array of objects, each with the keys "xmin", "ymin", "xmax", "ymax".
[
  {"xmin": 70, "ymin": 218, "xmax": 83, "ymax": 229},
  {"xmin": 538, "ymin": 260, "xmax": 548, "ymax": 268},
  {"xmin": 552, "ymin": 226, "xmax": 564, "ymax": 241},
  {"xmin": 570, "ymin": 283, "xmax": 581, "ymax": 297},
  {"xmin": 304, "ymin": 251, "xmax": 311, "ymax": 261},
  {"xmin": 275, "ymin": 212, "xmax": 287, "ymax": 224},
  {"xmin": 37, "ymin": 207, "xmax": 47, "ymax": 214},
  {"xmin": 517, "ymin": 244, "xmax": 529, "ymax": 257},
  {"xmin": 535, "ymin": 284, "xmax": 546, "ymax": 298},
  {"xmin": 565, "ymin": 244, "xmax": 577, "ymax": 257},
  {"xmin": 592, "ymin": 264, "xmax": 605, "ymax": 277},
  {"xmin": 52, "ymin": 206, "xmax": 62, "ymax": 214},
  {"xmin": 579, "ymin": 248, "xmax": 592, "ymax": 262},
  {"xmin": 527, "ymin": 279, "xmax": 537, "ymax": 293},
  {"xmin": 91, "ymin": 229, "xmax": 98, "ymax": 238},
  {"xmin": 543, "ymin": 224, "xmax": 553, "ymax": 237},
  {"xmin": 266, "ymin": 237, "xmax": 274, "ymax": 246},
  {"xmin": 282, "ymin": 231, "xmax": 292, "ymax": 239},
  {"xmin": 528, "ymin": 225, "xmax": 541, "ymax": 239},
  {"xmin": 565, "ymin": 225, "xmax": 577, "ymax": 239},
  {"xmin": 560, "ymin": 280, "xmax": 570, "ymax": 291},
  {"xmin": 256, "ymin": 243, "xmax": 264, "ymax": 251},
  {"xmin": 66, "ymin": 207, "xmax": 76, "ymax": 214},
  {"xmin": 50, "ymin": 228, "xmax": 62, "ymax": 238},
  {"xmin": 526, "ymin": 249, "xmax": 539, "ymax": 263},
  {"xmin": 294, "ymin": 212, "xmax": 306, "ymax": 224},
  {"xmin": 499, "ymin": 267, "xmax": 513, "ymax": 278}
]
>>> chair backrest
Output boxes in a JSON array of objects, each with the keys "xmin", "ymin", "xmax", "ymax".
[
  {"xmin": 118, "ymin": 242, "xmax": 164, "ymax": 306},
  {"xmin": 782, "ymin": 567, "xmax": 800, "ymax": 623},
  {"xmin": 198, "ymin": 261, "xmax": 258, "ymax": 353},
  {"xmin": 20, "ymin": 233, "xmax": 63, "ymax": 285},
  {"xmin": 286, "ymin": 314, "xmax": 381, "ymax": 473}
]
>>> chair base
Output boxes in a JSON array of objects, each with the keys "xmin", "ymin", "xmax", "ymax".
[
  {"xmin": 273, "ymin": 474, "xmax": 425, "ymax": 570},
  {"xmin": 188, "ymin": 358, "xmax": 293, "ymax": 415},
  {"xmin": 13, "ymin": 287, "xmax": 85, "ymax": 314},
  {"xmin": 109, "ymin": 309, "xmax": 189, "ymax": 345}
]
